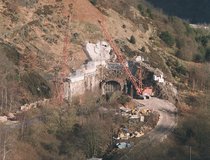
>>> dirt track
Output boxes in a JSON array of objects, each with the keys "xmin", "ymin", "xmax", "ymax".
[
  {"xmin": 137, "ymin": 97, "xmax": 178, "ymax": 142},
  {"xmin": 118, "ymin": 97, "xmax": 178, "ymax": 160}
]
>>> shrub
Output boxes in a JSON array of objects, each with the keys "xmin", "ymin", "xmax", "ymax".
[
  {"xmin": 130, "ymin": 35, "xmax": 136, "ymax": 44},
  {"xmin": 122, "ymin": 45, "xmax": 137, "ymax": 58},
  {"xmin": 195, "ymin": 36, "xmax": 208, "ymax": 47},
  {"xmin": 193, "ymin": 54, "xmax": 204, "ymax": 63},
  {"xmin": 89, "ymin": 0, "xmax": 97, "ymax": 5},
  {"xmin": 168, "ymin": 16, "xmax": 176, "ymax": 22},
  {"xmin": 117, "ymin": 94, "xmax": 131, "ymax": 105},
  {"xmin": 175, "ymin": 64, "xmax": 187, "ymax": 76},
  {"xmin": 36, "ymin": 5, "xmax": 53, "ymax": 15},
  {"xmin": 146, "ymin": 8, "xmax": 153, "ymax": 19},
  {"xmin": 205, "ymin": 48, "xmax": 210, "ymax": 61},
  {"xmin": 184, "ymin": 22, "xmax": 194, "ymax": 36},
  {"xmin": 175, "ymin": 50, "xmax": 182, "ymax": 58},
  {"xmin": 176, "ymin": 38, "xmax": 185, "ymax": 49},
  {"xmin": 159, "ymin": 31, "xmax": 175, "ymax": 47},
  {"xmin": 200, "ymin": 37, "xmax": 208, "ymax": 47},
  {"xmin": 140, "ymin": 46, "xmax": 146, "ymax": 52},
  {"xmin": 137, "ymin": 4, "xmax": 145, "ymax": 16}
]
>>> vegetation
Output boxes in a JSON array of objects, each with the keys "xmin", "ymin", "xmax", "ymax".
[
  {"xmin": 129, "ymin": 35, "xmax": 136, "ymax": 44},
  {"xmin": 0, "ymin": 42, "xmax": 20, "ymax": 65},
  {"xmin": 0, "ymin": 91, "xmax": 138, "ymax": 159},
  {"xmin": 21, "ymin": 72, "xmax": 51, "ymax": 98},
  {"xmin": 137, "ymin": 4, "xmax": 145, "ymax": 16},
  {"xmin": 1, "ymin": 0, "xmax": 210, "ymax": 160},
  {"xmin": 146, "ymin": 8, "xmax": 153, "ymax": 19},
  {"xmin": 122, "ymin": 45, "xmax": 140, "ymax": 58},
  {"xmin": 89, "ymin": 0, "xmax": 97, "ymax": 6},
  {"xmin": 117, "ymin": 94, "xmax": 131, "ymax": 105},
  {"xmin": 137, "ymin": 4, "xmax": 153, "ymax": 18},
  {"xmin": 205, "ymin": 48, "xmax": 210, "ymax": 61},
  {"xmin": 159, "ymin": 31, "xmax": 175, "ymax": 47}
]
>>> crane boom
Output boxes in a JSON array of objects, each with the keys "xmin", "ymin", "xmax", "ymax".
[{"xmin": 98, "ymin": 20, "xmax": 142, "ymax": 95}]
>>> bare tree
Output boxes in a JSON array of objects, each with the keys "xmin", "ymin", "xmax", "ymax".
[{"xmin": 0, "ymin": 127, "xmax": 13, "ymax": 160}]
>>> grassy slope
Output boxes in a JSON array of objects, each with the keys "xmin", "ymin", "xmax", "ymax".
[
  {"xmin": 97, "ymin": 1, "xmax": 210, "ymax": 159},
  {"xmin": 1, "ymin": 0, "xmax": 210, "ymax": 160}
]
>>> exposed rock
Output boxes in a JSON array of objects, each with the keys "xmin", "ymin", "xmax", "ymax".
[
  {"xmin": 7, "ymin": 112, "xmax": 15, "ymax": 120},
  {"xmin": 0, "ymin": 116, "xmax": 8, "ymax": 123}
]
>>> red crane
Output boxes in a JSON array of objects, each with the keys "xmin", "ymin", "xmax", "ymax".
[
  {"xmin": 137, "ymin": 66, "xmax": 143, "ymax": 91},
  {"xmin": 98, "ymin": 20, "xmax": 143, "ymax": 95}
]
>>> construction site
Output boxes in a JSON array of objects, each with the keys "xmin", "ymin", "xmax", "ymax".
[
  {"xmin": 61, "ymin": 15, "xmax": 175, "ymax": 102},
  {"xmin": 0, "ymin": 0, "xmax": 188, "ymax": 160}
]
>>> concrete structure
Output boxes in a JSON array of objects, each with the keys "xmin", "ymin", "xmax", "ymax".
[
  {"xmin": 107, "ymin": 62, "xmax": 122, "ymax": 71},
  {"xmin": 135, "ymin": 56, "xmax": 145, "ymax": 62},
  {"xmin": 101, "ymin": 80, "xmax": 122, "ymax": 95},
  {"xmin": 64, "ymin": 61, "xmax": 100, "ymax": 100},
  {"xmin": 85, "ymin": 41, "xmax": 112, "ymax": 62},
  {"xmin": 64, "ymin": 41, "xmax": 144, "ymax": 100},
  {"xmin": 64, "ymin": 41, "xmax": 115, "ymax": 101},
  {"xmin": 153, "ymin": 74, "xmax": 165, "ymax": 83},
  {"xmin": 190, "ymin": 24, "xmax": 210, "ymax": 30}
]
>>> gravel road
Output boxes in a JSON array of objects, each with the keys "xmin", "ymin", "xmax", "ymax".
[
  {"xmin": 136, "ymin": 97, "xmax": 178, "ymax": 142},
  {"xmin": 118, "ymin": 97, "xmax": 178, "ymax": 160}
]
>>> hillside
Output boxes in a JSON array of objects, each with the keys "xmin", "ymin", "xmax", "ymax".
[
  {"xmin": 1, "ymin": 0, "xmax": 210, "ymax": 107},
  {"xmin": 0, "ymin": 0, "xmax": 210, "ymax": 160},
  {"xmin": 0, "ymin": 0, "xmax": 164, "ymax": 107},
  {"xmin": 0, "ymin": 0, "xmax": 105, "ymax": 106}
]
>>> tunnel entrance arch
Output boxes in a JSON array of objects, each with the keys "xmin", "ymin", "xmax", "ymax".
[{"xmin": 101, "ymin": 80, "xmax": 122, "ymax": 95}]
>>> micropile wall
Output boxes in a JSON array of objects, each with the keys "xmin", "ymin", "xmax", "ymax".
[{"xmin": 64, "ymin": 41, "xmax": 112, "ymax": 101}]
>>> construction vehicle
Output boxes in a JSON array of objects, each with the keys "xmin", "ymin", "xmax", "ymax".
[{"xmin": 98, "ymin": 20, "xmax": 152, "ymax": 99}]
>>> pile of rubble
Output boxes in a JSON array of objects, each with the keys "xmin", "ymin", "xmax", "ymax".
[
  {"xmin": 0, "ymin": 112, "xmax": 16, "ymax": 123},
  {"xmin": 113, "ymin": 105, "xmax": 153, "ymax": 140},
  {"xmin": 0, "ymin": 98, "xmax": 49, "ymax": 124},
  {"xmin": 118, "ymin": 105, "xmax": 151, "ymax": 121},
  {"xmin": 112, "ymin": 103, "xmax": 159, "ymax": 149},
  {"xmin": 114, "ymin": 126, "xmax": 144, "ymax": 140},
  {"xmin": 19, "ymin": 98, "xmax": 49, "ymax": 112}
]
